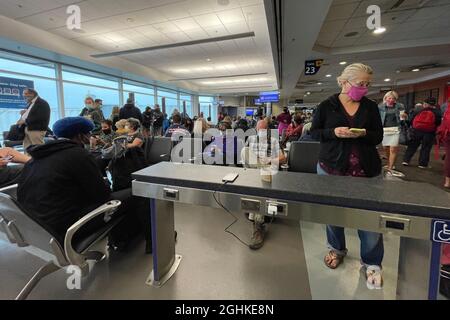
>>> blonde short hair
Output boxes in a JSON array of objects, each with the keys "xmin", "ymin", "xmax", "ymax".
[
  {"xmin": 383, "ymin": 91, "xmax": 399, "ymax": 102},
  {"xmin": 337, "ymin": 63, "xmax": 373, "ymax": 87}
]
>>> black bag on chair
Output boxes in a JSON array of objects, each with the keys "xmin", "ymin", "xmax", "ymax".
[{"xmin": 6, "ymin": 124, "xmax": 25, "ymax": 141}]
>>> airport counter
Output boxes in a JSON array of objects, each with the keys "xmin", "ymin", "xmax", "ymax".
[{"xmin": 132, "ymin": 162, "xmax": 450, "ymax": 300}]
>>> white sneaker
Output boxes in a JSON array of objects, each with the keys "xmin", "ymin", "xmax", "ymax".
[{"xmin": 402, "ymin": 162, "xmax": 409, "ymax": 166}]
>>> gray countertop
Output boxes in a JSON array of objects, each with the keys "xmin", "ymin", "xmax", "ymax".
[{"xmin": 132, "ymin": 162, "xmax": 450, "ymax": 219}]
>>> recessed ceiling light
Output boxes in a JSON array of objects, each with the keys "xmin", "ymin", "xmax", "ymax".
[
  {"xmin": 396, "ymin": 70, "xmax": 401, "ymax": 74},
  {"xmin": 306, "ymin": 92, "xmax": 311, "ymax": 95},
  {"xmin": 339, "ymin": 61, "xmax": 347, "ymax": 65},
  {"xmin": 373, "ymin": 27, "xmax": 386, "ymax": 34},
  {"xmin": 384, "ymin": 78, "xmax": 391, "ymax": 82},
  {"xmin": 206, "ymin": 58, "xmax": 211, "ymax": 62},
  {"xmin": 317, "ymin": 82, "xmax": 322, "ymax": 85},
  {"xmin": 126, "ymin": 18, "xmax": 134, "ymax": 23},
  {"xmin": 326, "ymin": 74, "xmax": 332, "ymax": 77},
  {"xmin": 412, "ymin": 68, "xmax": 420, "ymax": 72}
]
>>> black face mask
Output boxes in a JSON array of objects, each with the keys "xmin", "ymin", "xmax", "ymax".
[{"xmin": 102, "ymin": 129, "xmax": 112, "ymax": 135}]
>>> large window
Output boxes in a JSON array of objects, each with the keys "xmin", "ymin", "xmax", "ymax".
[
  {"xmin": 199, "ymin": 96, "xmax": 217, "ymax": 123},
  {"xmin": 180, "ymin": 94, "xmax": 192, "ymax": 117},
  {"xmin": 62, "ymin": 67, "xmax": 120, "ymax": 119},
  {"xmin": 62, "ymin": 66, "xmax": 118, "ymax": 89},
  {"xmin": 123, "ymin": 81, "xmax": 155, "ymax": 112},
  {"xmin": 158, "ymin": 89, "xmax": 179, "ymax": 116},
  {"xmin": 0, "ymin": 53, "xmax": 59, "ymax": 135},
  {"xmin": 0, "ymin": 50, "xmax": 203, "ymax": 139},
  {"xmin": 63, "ymin": 83, "xmax": 120, "ymax": 119},
  {"xmin": 0, "ymin": 54, "xmax": 56, "ymax": 78}
]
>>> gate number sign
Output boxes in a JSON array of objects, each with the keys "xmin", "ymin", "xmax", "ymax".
[{"xmin": 305, "ymin": 59, "xmax": 324, "ymax": 76}]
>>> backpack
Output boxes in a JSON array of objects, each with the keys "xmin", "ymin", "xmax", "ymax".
[{"xmin": 413, "ymin": 109, "xmax": 436, "ymax": 132}]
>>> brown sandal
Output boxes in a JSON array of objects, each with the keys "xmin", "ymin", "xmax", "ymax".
[{"xmin": 324, "ymin": 250, "xmax": 344, "ymax": 269}]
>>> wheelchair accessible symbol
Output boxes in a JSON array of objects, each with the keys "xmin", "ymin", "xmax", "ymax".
[{"xmin": 432, "ymin": 220, "xmax": 450, "ymax": 244}]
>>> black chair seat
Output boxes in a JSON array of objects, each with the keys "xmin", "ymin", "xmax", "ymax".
[
  {"xmin": 288, "ymin": 141, "xmax": 321, "ymax": 173},
  {"xmin": 72, "ymin": 216, "xmax": 124, "ymax": 253},
  {"xmin": 4, "ymin": 140, "xmax": 23, "ymax": 148}
]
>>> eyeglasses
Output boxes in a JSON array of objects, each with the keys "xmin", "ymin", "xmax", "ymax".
[{"xmin": 348, "ymin": 80, "xmax": 371, "ymax": 88}]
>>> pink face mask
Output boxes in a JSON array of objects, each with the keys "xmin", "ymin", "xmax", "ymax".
[{"xmin": 347, "ymin": 84, "xmax": 368, "ymax": 102}]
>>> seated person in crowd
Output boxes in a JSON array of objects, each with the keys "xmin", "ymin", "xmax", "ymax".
[
  {"xmin": 109, "ymin": 118, "xmax": 146, "ymax": 192},
  {"xmin": 90, "ymin": 119, "xmax": 117, "ymax": 151},
  {"xmin": 165, "ymin": 113, "xmax": 190, "ymax": 138},
  {"xmin": 115, "ymin": 119, "xmax": 129, "ymax": 135},
  {"xmin": 90, "ymin": 119, "xmax": 117, "ymax": 177},
  {"xmin": 299, "ymin": 122, "xmax": 317, "ymax": 141},
  {"xmin": 241, "ymin": 118, "xmax": 286, "ymax": 250},
  {"xmin": 218, "ymin": 121, "xmax": 232, "ymax": 132},
  {"xmin": 0, "ymin": 147, "xmax": 31, "ymax": 188},
  {"xmin": 282, "ymin": 113, "xmax": 304, "ymax": 146},
  {"xmin": 126, "ymin": 118, "xmax": 144, "ymax": 149},
  {"xmin": 183, "ymin": 117, "xmax": 194, "ymax": 133},
  {"xmin": 17, "ymin": 117, "xmax": 151, "ymax": 252}
]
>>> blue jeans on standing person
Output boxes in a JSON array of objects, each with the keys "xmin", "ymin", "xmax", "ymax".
[{"xmin": 316, "ymin": 163, "xmax": 384, "ymax": 267}]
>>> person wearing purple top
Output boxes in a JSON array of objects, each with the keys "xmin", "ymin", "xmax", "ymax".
[{"xmin": 276, "ymin": 107, "xmax": 292, "ymax": 136}]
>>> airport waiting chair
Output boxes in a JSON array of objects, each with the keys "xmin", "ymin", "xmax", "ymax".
[
  {"xmin": 0, "ymin": 184, "xmax": 122, "ymax": 300},
  {"xmin": 3, "ymin": 131, "xmax": 23, "ymax": 148},
  {"xmin": 144, "ymin": 136, "xmax": 173, "ymax": 165},
  {"xmin": 287, "ymin": 141, "xmax": 321, "ymax": 174}
]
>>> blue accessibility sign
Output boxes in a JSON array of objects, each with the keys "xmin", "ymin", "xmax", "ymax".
[{"xmin": 432, "ymin": 220, "xmax": 450, "ymax": 244}]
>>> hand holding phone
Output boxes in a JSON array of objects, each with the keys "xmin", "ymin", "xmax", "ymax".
[{"xmin": 349, "ymin": 128, "xmax": 366, "ymax": 134}]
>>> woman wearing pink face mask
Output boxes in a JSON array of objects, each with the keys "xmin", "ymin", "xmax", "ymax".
[
  {"xmin": 378, "ymin": 91, "xmax": 407, "ymax": 174},
  {"xmin": 311, "ymin": 63, "xmax": 385, "ymax": 289}
]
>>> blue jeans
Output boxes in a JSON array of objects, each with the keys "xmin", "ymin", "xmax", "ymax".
[{"xmin": 316, "ymin": 163, "xmax": 384, "ymax": 267}]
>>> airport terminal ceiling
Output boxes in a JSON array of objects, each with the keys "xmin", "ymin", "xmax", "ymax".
[
  {"xmin": 0, "ymin": 0, "xmax": 279, "ymax": 96},
  {"xmin": 288, "ymin": 0, "xmax": 450, "ymax": 103}
]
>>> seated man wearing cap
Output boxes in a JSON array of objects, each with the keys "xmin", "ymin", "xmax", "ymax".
[{"xmin": 17, "ymin": 117, "xmax": 152, "ymax": 252}]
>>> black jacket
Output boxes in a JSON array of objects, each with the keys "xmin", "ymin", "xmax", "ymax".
[
  {"xmin": 311, "ymin": 94, "xmax": 384, "ymax": 177},
  {"xmin": 26, "ymin": 97, "xmax": 51, "ymax": 131},
  {"xmin": 119, "ymin": 104, "xmax": 143, "ymax": 123},
  {"xmin": 17, "ymin": 140, "xmax": 111, "ymax": 240},
  {"xmin": 142, "ymin": 110, "xmax": 153, "ymax": 128}
]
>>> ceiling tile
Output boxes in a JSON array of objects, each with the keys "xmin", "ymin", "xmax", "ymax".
[
  {"xmin": 325, "ymin": 2, "xmax": 360, "ymax": 21},
  {"xmin": 203, "ymin": 25, "xmax": 230, "ymax": 37},
  {"xmin": 224, "ymin": 21, "xmax": 250, "ymax": 34},
  {"xmin": 193, "ymin": 13, "xmax": 223, "ymax": 28},
  {"xmin": 153, "ymin": 21, "xmax": 181, "ymax": 34},
  {"xmin": 241, "ymin": 4, "xmax": 266, "ymax": 21},
  {"xmin": 183, "ymin": 27, "xmax": 210, "ymax": 40},
  {"xmin": 172, "ymin": 17, "xmax": 200, "ymax": 31},
  {"xmin": 217, "ymin": 8, "xmax": 246, "ymax": 24}
]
